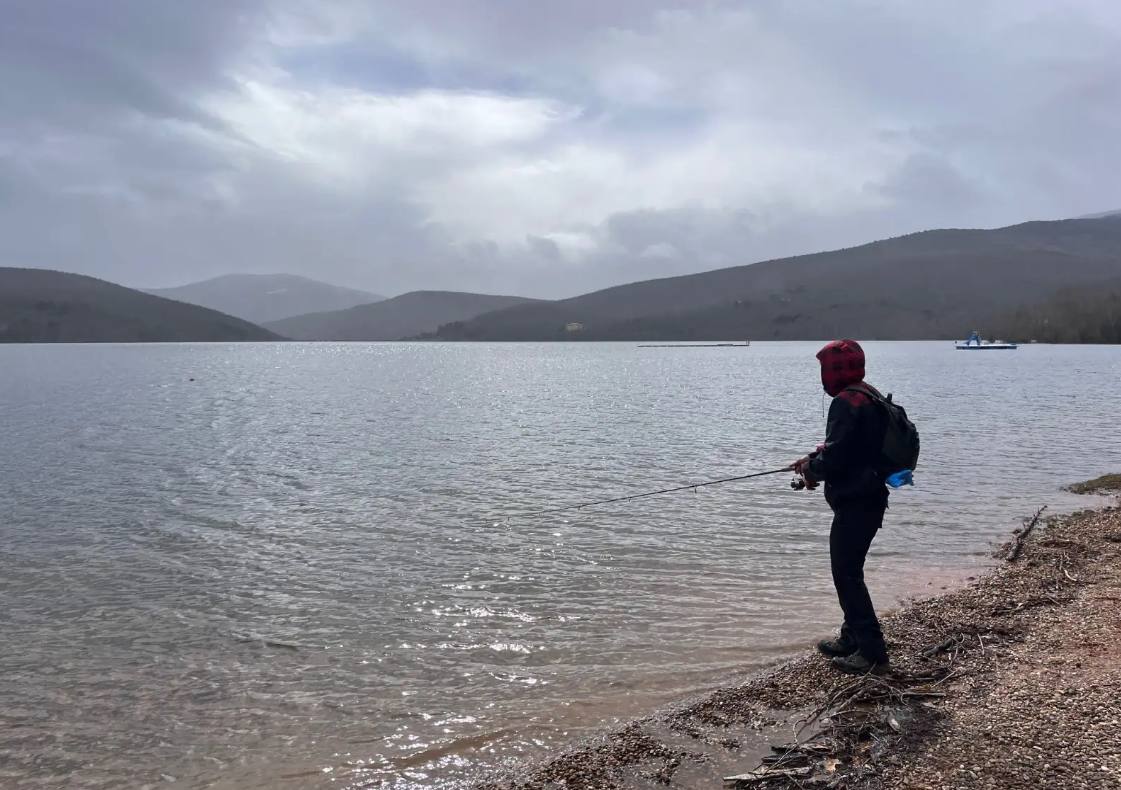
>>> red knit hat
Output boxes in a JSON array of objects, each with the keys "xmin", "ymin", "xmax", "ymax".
[{"xmin": 816, "ymin": 339, "xmax": 865, "ymax": 396}]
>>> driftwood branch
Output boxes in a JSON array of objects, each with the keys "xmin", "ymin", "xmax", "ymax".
[
  {"xmin": 920, "ymin": 636, "xmax": 959, "ymax": 659},
  {"xmin": 724, "ymin": 766, "xmax": 812, "ymax": 787},
  {"xmin": 1006, "ymin": 505, "xmax": 1048, "ymax": 562},
  {"xmin": 992, "ymin": 593, "xmax": 1071, "ymax": 616}
]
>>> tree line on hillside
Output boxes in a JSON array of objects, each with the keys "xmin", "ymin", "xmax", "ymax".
[
  {"xmin": 996, "ymin": 283, "xmax": 1121, "ymax": 344},
  {"xmin": 428, "ymin": 283, "xmax": 1121, "ymax": 344}
]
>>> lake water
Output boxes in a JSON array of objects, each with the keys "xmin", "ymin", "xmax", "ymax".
[{"xmin": 1, "ymin": 341, "xmax": 1116, "ymax": 789}]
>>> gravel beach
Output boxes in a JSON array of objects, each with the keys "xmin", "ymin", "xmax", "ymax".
[{"xmin": 481, "ymin": 492, "xmax": 1121, "ymax": 789}]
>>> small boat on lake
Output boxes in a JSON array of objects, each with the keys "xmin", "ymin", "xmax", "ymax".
[{"xmin": 955, "ymin": 331, "xmax": 1018, "ymax": 350}]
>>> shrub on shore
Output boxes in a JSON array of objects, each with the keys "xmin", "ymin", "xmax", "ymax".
[{"xmin": 1067, "ymin": 473, "xmax": 1121, "ymax": 494}]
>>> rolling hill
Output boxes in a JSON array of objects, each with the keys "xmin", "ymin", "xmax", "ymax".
[
  {"xmin": 148, "ymin": 273, "xmax": 384, "ymax": 324},
  {"xmin": 428, "ymin": 216, "xmax": 1121, "ymax": 341},
  {"xmin": 265, "ymin": 291, "xmax": 540, "ymax": 341},
  {"xmin": 0, "ymin": 268, "xmax": 280, "ymax": 342}
]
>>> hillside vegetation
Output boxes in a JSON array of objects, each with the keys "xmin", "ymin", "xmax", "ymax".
[
  {"xmin": 430, "ymin": 216, "xmax": 1121, "ymax": 341},
  {"xmin": 997, "ymin": 282, "xmax": 1121, "ymax": 344}
]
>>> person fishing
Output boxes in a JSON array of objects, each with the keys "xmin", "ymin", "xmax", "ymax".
[
  {"xmin": 519, "ymin": 338, "xmax": 913, "ymax": 676},
  {"xmin": 791, "ymin": 339, "xmax": 916, "ymax": 674}
]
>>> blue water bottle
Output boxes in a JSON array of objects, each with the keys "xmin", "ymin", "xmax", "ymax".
[{"xmin": 886, "ymin": 469, "xmax": 914, "ymax": 489}]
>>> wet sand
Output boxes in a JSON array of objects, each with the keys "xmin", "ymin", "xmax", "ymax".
[{"xmin": 481, "ymin": 493, "xmax": 1121, "ymax": 789}]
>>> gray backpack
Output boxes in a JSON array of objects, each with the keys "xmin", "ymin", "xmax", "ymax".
[{"xmin": 846, "ymin": 384, "xmax": 920, "ymax": 474}]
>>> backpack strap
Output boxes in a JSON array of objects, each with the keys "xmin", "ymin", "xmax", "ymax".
[
  {"xmin": 842, "ymin": 382, "xmax": 887, "ymax": 405},
  {"xmin": 841, "ymin": 384, "xmax": 892, "ymax": 478}
]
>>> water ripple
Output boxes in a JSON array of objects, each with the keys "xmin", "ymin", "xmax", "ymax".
[{"xmin": 0, "ymin": 341, "xmax": 1115, "ymax": 789}]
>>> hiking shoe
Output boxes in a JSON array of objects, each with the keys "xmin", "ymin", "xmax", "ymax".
[
  {"xmin": 816, "ymin": 636, "xmax": 858, "ymax": 658},
  {"xmin": 831, "ymin": 652, "xmax": 890, "ymax": 675}
]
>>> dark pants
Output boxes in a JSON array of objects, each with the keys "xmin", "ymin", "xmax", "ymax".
[{"xmin": 829, "ymin": 501, "xmax": 888, "ymax": 662}]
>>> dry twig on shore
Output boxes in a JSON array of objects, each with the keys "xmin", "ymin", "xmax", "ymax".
[{"xmin": 1004, "ymin": 505, "xmax": 1048, "ymax": 562}]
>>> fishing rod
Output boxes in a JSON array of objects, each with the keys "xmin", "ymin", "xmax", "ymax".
[{"xmin": 518, "ymin": 465, "xmax": 793, "ymax": 518}]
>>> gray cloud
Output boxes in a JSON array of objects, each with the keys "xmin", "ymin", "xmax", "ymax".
[
  {"xmin": 0, "ymin": 1, "xmax": 268, "ymax": 131},
  {"xmin": 870, "ymin": 154, "xmax": 986, "ymax": 218},
  {"xmin": 1, "ymin": 1, "xmax": 1120, "ymax": 298}
]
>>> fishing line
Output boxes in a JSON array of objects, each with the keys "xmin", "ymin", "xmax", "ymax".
[{"xmin": 515, "ymin": 466, "xmax": 791, "ymax": 519}]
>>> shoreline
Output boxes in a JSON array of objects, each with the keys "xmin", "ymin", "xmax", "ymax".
[{"xmin": 481, "ymin": 492, "xmax": 1121, "ymax": 789}]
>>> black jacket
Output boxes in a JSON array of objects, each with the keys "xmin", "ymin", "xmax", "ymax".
[{"xmin": 807, "ymin": 384, "xmax": 889, "ymax": 509}]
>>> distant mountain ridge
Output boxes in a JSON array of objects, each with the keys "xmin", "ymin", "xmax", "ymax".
[
  {"xmin": 0, "ymin": 268, "xmax": 279, "ymax": 342},
  {"xmin": 10, "ymin": 214, "xmax": 1118, "ymax": 345},
  {"xmin": 266, "ymin": 291, "xmax": 540, "ymax": 340},
  {"xmin": 429, "ymin": 216, "xmax": 1121, "ymax": 341},
  {"xmin": 148, "ymin": 273, "xmax": 384, "ymax": 324}
]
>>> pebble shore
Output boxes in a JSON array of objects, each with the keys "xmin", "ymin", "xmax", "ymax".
[{"xmin": 481, "ymin": 492, "xmax": 1121, "ymax": 789}]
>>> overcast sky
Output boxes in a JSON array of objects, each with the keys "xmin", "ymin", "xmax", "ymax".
[{"xmin": 2, "ymin": 1, "xmax": 1120, "ymax": 297}]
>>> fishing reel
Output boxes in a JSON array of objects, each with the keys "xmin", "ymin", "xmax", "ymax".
[{"xmin": 790, "ymin": 474, "xmax": 819, "ymax": 491}]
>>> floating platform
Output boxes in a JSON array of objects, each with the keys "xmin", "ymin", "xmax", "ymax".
[
  {"xmin": 638, "ymin": 342, "xmax": 751, "ymax": 348},
  {"xmin": 955, "ymin": 343, "xmax": 1018, "ymax": 350},
  {"xmin": 955, "ymin": 331, "xmax": 1017, "ymax": 350}
]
